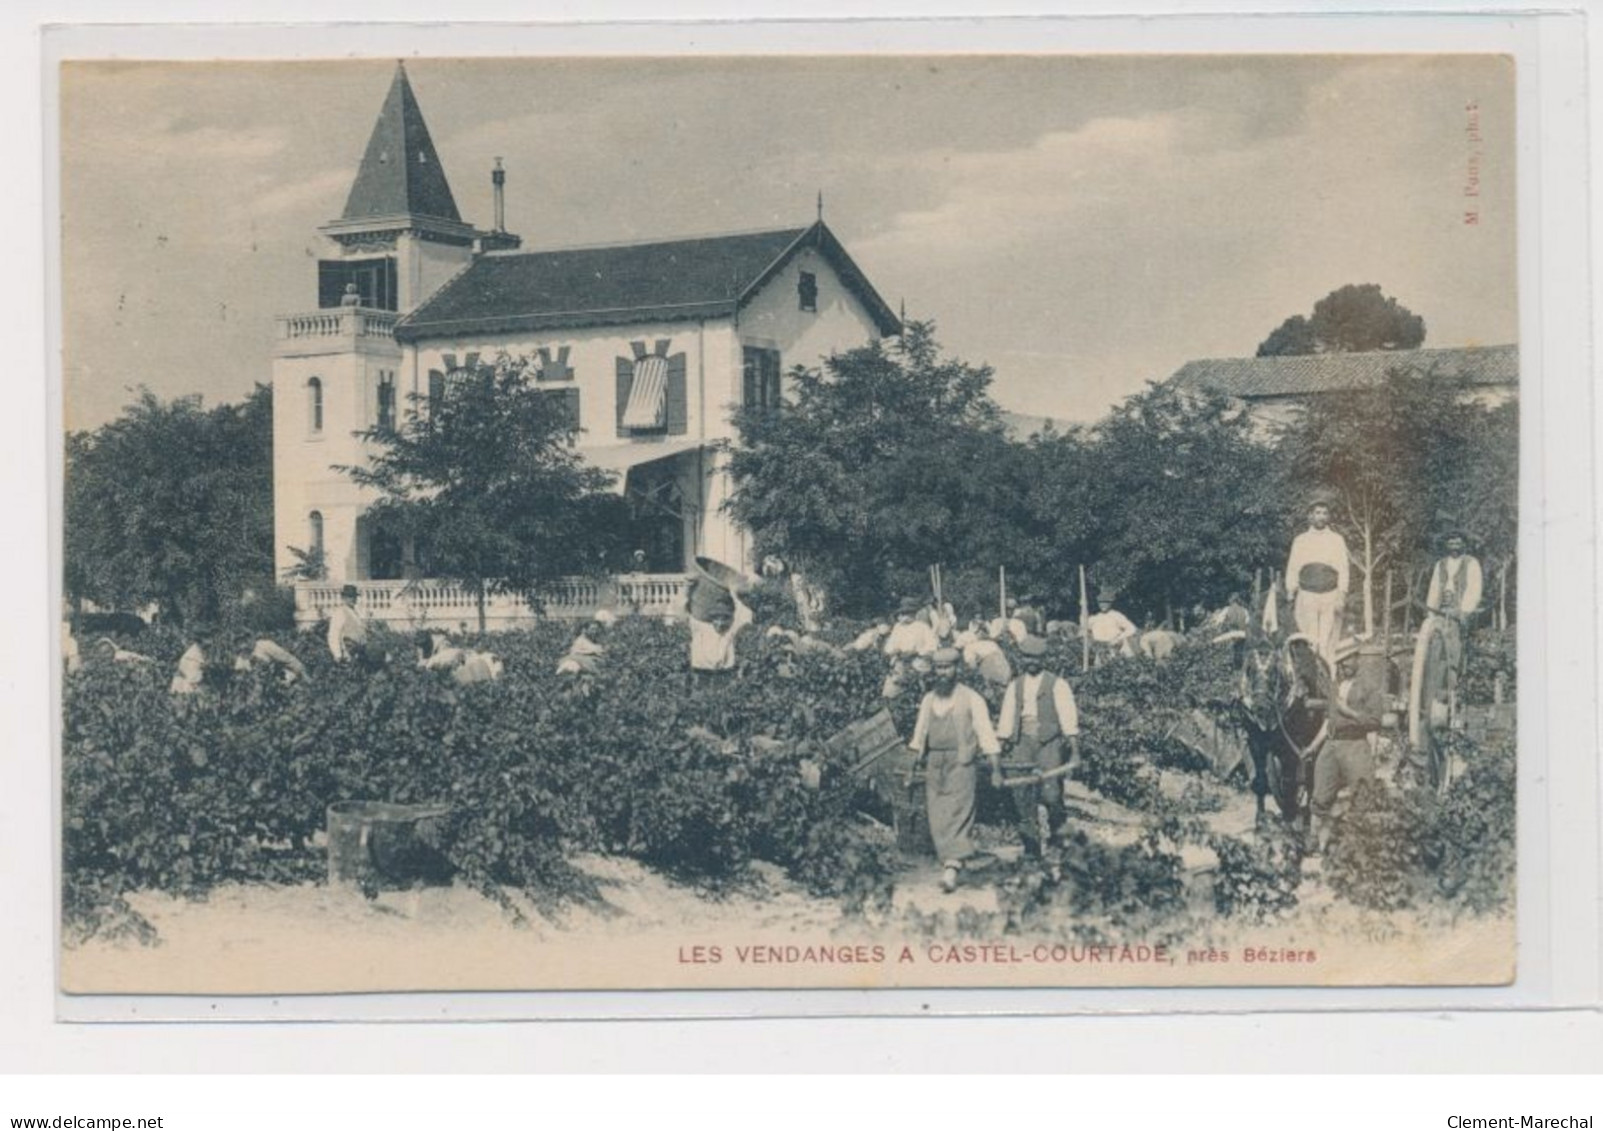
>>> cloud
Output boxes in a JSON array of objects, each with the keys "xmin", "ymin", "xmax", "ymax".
[{"xmin": 240, "ymin": 168, "xmax": 351, "ymax": 221}]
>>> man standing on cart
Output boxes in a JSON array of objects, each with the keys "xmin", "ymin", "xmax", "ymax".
[
  {"xmin": 1286, "ymin": 495, "xmax": 1350, "ymax": 668},
  {"xmin": 994, "ymin": 636, "xmax": 1081, "ymax": 861}
]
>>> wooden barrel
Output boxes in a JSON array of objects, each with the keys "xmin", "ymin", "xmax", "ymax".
[{"xmin": 326, "ymin": 801, "xmax": 453, "ymax": 889}]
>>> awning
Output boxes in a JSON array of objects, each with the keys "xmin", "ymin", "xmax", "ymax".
[
  {"xmin": 621, "ymin": 354, "xmax": 670, "ymax": 429},
  {"xmin": 581, "ymin": 438, "xmax": 706, "ymax": 494}
]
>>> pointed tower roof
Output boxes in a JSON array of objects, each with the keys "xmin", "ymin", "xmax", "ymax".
[
  {"xmin": 322, "ymin": 63, "xmax": 481, "ymax": 247},
  {"xmin": 342, "ymin": 62, "xmax": 460, "ymax": 222}
]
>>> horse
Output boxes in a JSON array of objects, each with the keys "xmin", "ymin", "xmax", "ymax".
[{"xmin": 1233, "ymin": 630, "xmax": 1332, "ymax": 830}]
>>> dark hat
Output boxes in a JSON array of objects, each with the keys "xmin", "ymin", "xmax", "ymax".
[
  {"xmin": 1019, "ymin": 636, "xmax": 1048, "ymax": 657},
  {"xmin": 1435, "ymin": 515, "xmax": 1470, "ymax": 546},
  {"xmin": 340, "ymin": 583, "xmax": 359, "ymax": 600},
  {"xmin": 1307, "ymin": 490, "xmax": 1338, "ymax": 510}
]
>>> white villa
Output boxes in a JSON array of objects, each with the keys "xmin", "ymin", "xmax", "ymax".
[{"xmin": 274, "ymin": 64, "xmax": 900, "ymax": 627}]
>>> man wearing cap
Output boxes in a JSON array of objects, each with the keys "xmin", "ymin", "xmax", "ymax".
[
  {"xmin": 995, "ymin": 636, "xmax": 1080, "ymax": 859},
  {"xmin": 557, "ymin": 611, "xmax": 612, "ymax": 677},
  {"xmin": 1086, "ymin": 590, "xmax": 1138, "ymax": 664},
  {"xmin": 885, "ymin": 597, "xmax": 939, "ymax": 659},
  {"xmin": 1311, "ymin": 643, "xmax": 1387, "ymax": 853},
  {"xmin": 908, "ymin": 647, "xmax": 1003, "ymax": 893},
  {"xmin": 327, "ymin": 584, "xmax": 369, "ymax": 663},
  {"xmin": 1286, "ymin": 498, "xmax": 1350, "ymax": 667},
  {"xmin": 1425, "ymin": 530, "xmax": 1483, "ymax": 685}
]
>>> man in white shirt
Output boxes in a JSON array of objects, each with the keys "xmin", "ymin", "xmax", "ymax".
[
  {"xmin": 556, "ymin": 612, "xmax": 611, "ymax": 676},
  {"xmin": 1086, "ymin": 591, "xmax": 1138, "ymax": 663},
  {"xmin": 908, "ymin": 647, "xmax": 1002, "ymax": 892},
  {"xmin": 236, "ymin": 637, "xmax": 308, "ymax": 683},
  {"xmin": 884, "ymin": 597, "xmax": 939, "ymax": 659},
  {"xmin": 995, "ymin": 635, "xmax": 1080, "ymax": 859},
  {"xmin": 847, "ymin": 618, "xmax": 891, "ymax": 653},
  {"xmin": 988, "ymin": 598, "xmax": 1029, "ymax": 645},
  {"xmin": 1285, "ymin": 499, "xmax": 1349, "ymax": 667},
  {"xmin": 1425, "ymin": 530, "xmax": 1483, "ymax": 682},
  {"xmin": 689, "ymin": 591, "xmax": 753, "ymax": 676},
  {"xmin": 961, "ymin": 621, "xmax": 1013, "ymax": 688},
  {"xmin": 327, "ymin": 584, "xmax": 369, "ymax": 663},
  {"xmin": 170, "ymin": 641, "xmax": 207, "ymax": 695}
]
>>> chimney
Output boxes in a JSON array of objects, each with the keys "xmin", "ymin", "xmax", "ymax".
[{"xmin": 492, "ymin": 157, "xmax": 506, "ymax": 233}]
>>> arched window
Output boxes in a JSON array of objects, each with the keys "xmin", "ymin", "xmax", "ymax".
[
  {"xmin": 308, "ymin": 511, "xmax": 325, "ymax": 576},
  {"xmin": 308, "ymin": 377, "xmax": 324, "ymax": 434},
  {"xmin": 377, "ymin": 371, "xmax": 396, "ymax": 432},
  {"xmin": 427, "ymin": 370, "xmax": 445, "ymax": 417}
]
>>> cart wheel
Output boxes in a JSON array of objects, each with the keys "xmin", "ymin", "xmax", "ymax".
[{"xmin": 1409, "ymin": 618, "xmax": 1454, "ymax": 795}]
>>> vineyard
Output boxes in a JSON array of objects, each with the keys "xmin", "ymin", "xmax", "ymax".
[{"xmin": 62, "ymin": 611, "xmax": 1517, "ymax": 952}]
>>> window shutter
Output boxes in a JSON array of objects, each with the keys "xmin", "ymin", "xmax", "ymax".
[
  {"xmin": 564, "ymin": 387, "xmax": 582, "ymax": 431},
  {"xmin": 764, "ymin": 352, "xmax": 782, "ymax": 411},
  {"xmin": 666, "ymin": 354, "xmax": 688, "ymax": 435},
  {"xmin": 616, "ymin": 357, "xmax": 634, "ymax": 436},
  {"xmin": 742, "ymin": 349, "xmax": 758, "ymax": 409}
]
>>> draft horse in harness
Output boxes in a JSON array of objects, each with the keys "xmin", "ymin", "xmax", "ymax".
[{"xmin": 1231, "ymin": 629, "xmax": 1332, "ymax": 833}]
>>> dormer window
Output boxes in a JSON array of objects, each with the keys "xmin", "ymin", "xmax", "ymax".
[{"xmin": 798, "ymin": 271, "xmax": 818, "ymax": 313}]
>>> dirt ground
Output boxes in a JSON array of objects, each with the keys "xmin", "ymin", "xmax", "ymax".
[{"xmin": 61, "ymin": 776, "xmax": 1514, "ymax": 995}]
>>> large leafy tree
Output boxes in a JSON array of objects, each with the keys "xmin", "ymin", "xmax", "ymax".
[
  {"xmin": 64, "ymin": 385, "xmax": 275, "ymax": 627},
  {"xmin": 345, "ymin": 353, "xmax": 629, "ymax": 632},
  {"xmin": 724, "ymin": 322, "xmax": 1025, "ymax": 616},
  {"xmin": 1258, "ymin": 283, "xmax": 1426, "ymax": 356},
  {"xmin": 1076, "ymin": 382, "xmax": 1286, "ymax": 624},
  {"xmin": 1281, "ymin": 363, "xmax": 1512, "ymax": 633}
]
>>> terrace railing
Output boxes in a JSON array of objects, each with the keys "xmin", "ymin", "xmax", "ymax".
[{"xmin": 294, "ymin": 574, "xmax": 691, "ymax": 630}]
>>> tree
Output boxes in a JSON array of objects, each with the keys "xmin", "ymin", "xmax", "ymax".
[
  {"xmin": 344, "ymin": 353, "xmax": 629, "ymax": 632},
  {"xmin": 1257, "ymin": 284, "xmax": 1426, "ymax": 356},
  {"xmin": 64, "ymin": 386, "xmax": 275, "ymax": 627},
  {"xmin": 1281, "ymin": 364, "xmax": 1508, "ymax": 634},
  {"xmin": 723, "ymin": 322, "xmax": 1025, "ymax": 616},
  {"xmin": 1075, "ymin": 382, "xmax": 1286, "ymax": 624}
]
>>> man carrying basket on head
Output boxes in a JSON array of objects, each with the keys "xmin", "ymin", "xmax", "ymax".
[{"xmin": 907, "ymin": 648, "xmax": 1002, "ymax": 894}]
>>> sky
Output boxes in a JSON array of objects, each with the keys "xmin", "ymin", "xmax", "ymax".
[{"xmin": 60, "ymin": 54, "xmax": 1516, "ymax": 432}]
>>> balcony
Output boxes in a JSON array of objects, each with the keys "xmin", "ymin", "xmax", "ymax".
[
  {"xmin": 293, "ymin": 574, "xmax": 692, "ymax": 631},
  {"xmin": 275, "ymin": 307, "xmax": 402, "ymax": 358}
]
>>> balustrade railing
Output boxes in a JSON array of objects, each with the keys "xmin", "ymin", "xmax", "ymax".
[
  {"xmin": 294, "ymin": 574, "xmax": 690, "ymax": 628},
  {"xmin": 276, "ymin": 307, "xmax": 401, "ymax": 342}
]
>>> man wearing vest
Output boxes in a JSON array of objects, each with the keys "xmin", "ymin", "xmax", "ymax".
[
  {"xmin": 1285, "ymin": 497, "xmax": 1350, "ymax": 668},
  {"xmin": 994, "ymin": 636, "xmax": 1081, "ymax": 859},
  {"xmin": 907, "ymin": 647, "xmax": 1003, "ymax": 893},
  {"xmin": 1425, "ymin": 529, "xmax": 1483, "ymax": 683}
]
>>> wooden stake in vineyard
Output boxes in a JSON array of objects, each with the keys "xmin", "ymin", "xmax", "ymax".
[
  {"xmin": 1078, "ymin": 564, "xmax": 1090, "ymax": 672},
  {"xmin": 1498, "ymin": 559, "xmax": 1510, "ymax": 632},
  {"xmin": 1382, "ymin": 568, "xmax": 1393, "ymax": 649}
]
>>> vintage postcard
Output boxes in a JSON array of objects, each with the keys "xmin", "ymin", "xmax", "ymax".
[{"xmin": 57, "ymin": 52, "xmax": 1519, "ymax": 995}]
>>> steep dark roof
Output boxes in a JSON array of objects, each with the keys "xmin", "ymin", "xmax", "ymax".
[
  {"xmin": 1170, "ymin": 344, "xmax": 1518, "ymax": 399},
  {"xmin": 394, "ymin": 221, "xmax": 901, "ymax": 341},
  {"xmin": 340, "ymin": 63, "xmax": 462, "ymax": 225}
]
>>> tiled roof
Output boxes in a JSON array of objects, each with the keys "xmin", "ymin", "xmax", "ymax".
[
  {"xmin": 394, "ymin": 221, "xmax": 901, "ymax": 341},
  {"xmin": 340, "ymin": 63, "xmax": 462, "ymax": 225},
  {"xmin": 1169, "ymin": 344, "xmax": 1518, "ymax": 399}
]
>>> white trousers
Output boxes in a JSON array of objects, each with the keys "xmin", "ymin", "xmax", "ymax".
[{"xmin": 1294, "ymin": 588, "xmax": 1344, "ymax": 665}]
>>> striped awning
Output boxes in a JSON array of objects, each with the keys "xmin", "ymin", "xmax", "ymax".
[{"xmin": 621, "ymin": 354, "xmax": 669, "ymax": 429}]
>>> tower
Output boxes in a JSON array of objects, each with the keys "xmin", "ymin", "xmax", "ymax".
[{"xmin": 271, "ymin": 62, "xmax": 517, "ymax": 586}]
